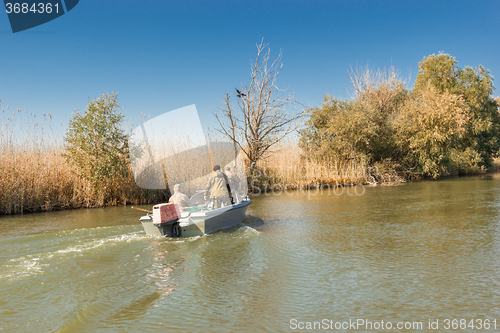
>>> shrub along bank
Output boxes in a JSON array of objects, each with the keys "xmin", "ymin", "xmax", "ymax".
[{"xmin": 299, "ymin": 53, "xmax": 500, "ymax": 181}]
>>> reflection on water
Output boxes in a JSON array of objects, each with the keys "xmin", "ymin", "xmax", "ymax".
[{"xmin": 1, "ymin": 174, "xmax": 500, "ymax": 332}]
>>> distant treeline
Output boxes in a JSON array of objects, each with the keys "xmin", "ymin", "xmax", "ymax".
[{"xmin": 300, "ymin": 53, "xmax": 500, "ymax": 180}]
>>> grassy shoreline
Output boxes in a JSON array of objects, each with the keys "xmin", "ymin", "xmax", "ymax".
[
  {"xmin": 4, "ymin": 142, "xmax": 497, "ymax": 215},
  {"xmin": 0, "ymin": 146, "xmax": 168, "ymax": 215},
  {"xmin": 0, "ymin": 107, "xmax": 167, "ymax": 215},
  {"xmin": 1, "ymin": 108, "xmax": 497, "ymax": 215},
  {"xmin": 0, "ymin": 142, "xmax": 369, "ymax": 215}
]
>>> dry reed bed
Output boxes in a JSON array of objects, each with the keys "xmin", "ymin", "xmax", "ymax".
[
  {"xmin": 1, "ymin": 148, "xmax": 82, "ymax": 213},
  {"xmin": 0, "ymin": 142, "xmax": 385, "ymax": 215},
  {"xmin": 0, "ymin": 146, "xmax": 168, "ymax": 214},
  {"xmin": 0, "ymin": 109, "xmax": 166, "ymax": 214},
  {"xmin": 252, "ymin": 143, "xmax": 381, "ymax": 192}
]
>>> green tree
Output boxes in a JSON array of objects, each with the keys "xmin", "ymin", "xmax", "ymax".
[
  {"xmin": 64, "ymin": 93, "xmax": 129, "ymax": 204},
  {"xmin": 300, "ymin": 96, "xmax": 375, "ymax": 166},
  {"xmin": 414, "ymin": 53, "xmax": 500, "ymax": 166},
  {"xmin": 348, "ymin": 65, "xmax": 408, "ymax": 162},
  {"xmin": 455, "ymin": 66, "xmax": 500, "ymax": 165},
  {"xmin": 300, "ymin": 65, "xmax": 407, "ymax": 167},
  {"xmin": 395, "ymin": 84, "xmax": 479, "ymax": 178},
  {"xmin": 414, "ymin": 53, "xmax": 458, "ymax": 93}
]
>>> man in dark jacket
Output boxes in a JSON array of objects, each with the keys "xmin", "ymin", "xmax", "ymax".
[{"xmin": 204, "ymin": 165, "xmax": 233, "ymax": 208}]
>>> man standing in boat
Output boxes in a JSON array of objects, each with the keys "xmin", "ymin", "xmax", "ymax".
[
  {"xmin": 204, "ymin": 165, "xmax": 233, "ymax": 208},
  {"xmin": 224, "ymin": 166, "xmax": 241, "ymax": 195},
  {"xmin": 169, "ymin": 184, "xmax": 192, "ymax": 210}
]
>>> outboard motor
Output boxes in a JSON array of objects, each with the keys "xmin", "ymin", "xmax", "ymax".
[{"xmin": 152, "ymin": 203, "xmax": 181, "ymax": 237}]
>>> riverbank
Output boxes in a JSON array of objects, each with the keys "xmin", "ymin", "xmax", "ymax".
[
  {"xmin": 0, "ymin": 146, "xmax": 167, "ymax": 215},
  {"xmin": 0, "ymin": 107, "xmax": 169, "ymax": 214},
  {"xmin": 248, "ymin": 142, "xmax": 500, "ymax": 194},
  {"xmin": 2, "ymin": 140, "xmax": 498, "ymax": 215},
  {"xmin": 252, "ymin": 143, "xmax": 406, "ymax": 193},
  {"xmin": 0, "ymin": 142, "xmax": 374, "ymax": 215}
]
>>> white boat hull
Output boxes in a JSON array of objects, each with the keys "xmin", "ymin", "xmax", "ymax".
[{"xmin": 140, "ymin": 199, "xmax": 251, "ymax": 237}]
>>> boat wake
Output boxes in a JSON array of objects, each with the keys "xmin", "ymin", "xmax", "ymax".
[
  {"xmin": 1, "ymin": 228, "xmax": 148, "ymax": 281},
  {"xmin": 242, "ymin": 214, "xmax": 265, "ymax": 229}
]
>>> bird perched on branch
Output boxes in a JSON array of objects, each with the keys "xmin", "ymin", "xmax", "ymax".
[{"xmin": 235, "ymin": 88, "xmax": 246, "ymax": 98}]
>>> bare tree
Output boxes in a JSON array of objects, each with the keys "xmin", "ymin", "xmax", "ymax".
[{"xmin": 215, "ymin": 39, "xmax": 303, "ymax": 169}]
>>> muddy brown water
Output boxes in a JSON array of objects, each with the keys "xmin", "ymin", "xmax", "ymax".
[{"xmin": 1, "ymin": 174, "xmax": 500, "ymax": 332}]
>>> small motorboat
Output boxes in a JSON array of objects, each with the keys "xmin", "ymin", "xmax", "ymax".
[
  {"xmin": 139, "ymin": 191, "xmax": 252, "ymax": 237},
  {"xmin": 129, "ymin": 105, "xmax": 253, "ymax": 237}
]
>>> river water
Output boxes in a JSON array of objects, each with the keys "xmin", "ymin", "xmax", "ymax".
[{"xmin": 1, "ymin": 175, "xmax": 500, "ymax": 332}]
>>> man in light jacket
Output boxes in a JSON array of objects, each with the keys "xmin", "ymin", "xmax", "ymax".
[
  {"xmin": 204, "ymin": 165, "xmax": 233, "ymax": 208},
  {"xmin": 168, "ymin": 184, "xmax": 192, "ymax": 211}
]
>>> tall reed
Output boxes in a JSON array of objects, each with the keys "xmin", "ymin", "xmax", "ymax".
[{"xmin": 253, "ymin": 141, "xmax": 371, "ymax": 192}]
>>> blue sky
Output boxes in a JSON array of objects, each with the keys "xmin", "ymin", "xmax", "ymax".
[{"xmin": 1, "ymin": 0, "xmax": 499, "ymax": 138}]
